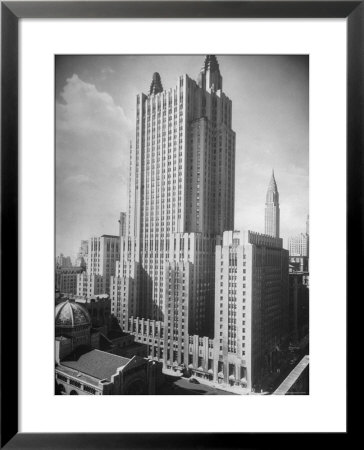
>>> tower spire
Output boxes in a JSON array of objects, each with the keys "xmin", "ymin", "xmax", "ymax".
[
  {"xmin": 268, "ymin": 169, "xmax": 278, "ymax": 193},
  {"xmin": 265, "ymin": 171, "xmax": 280, "ymax": 238},
  {"xmin": 197, "ymin": 55, "xmax": 222, "ymax": 92}
]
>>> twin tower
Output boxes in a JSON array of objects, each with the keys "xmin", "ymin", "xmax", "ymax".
[{"xmin": 111, "ymin": 55, "xmax": 280, "ymax": 340}]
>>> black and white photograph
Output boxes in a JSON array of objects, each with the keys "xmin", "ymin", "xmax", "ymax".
[{"xmin": 55, "ymin": 54, "xmax": 309, "ymax": 396}]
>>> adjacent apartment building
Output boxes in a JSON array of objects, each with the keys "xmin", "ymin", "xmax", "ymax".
[
  {"xmin": 77, "ymin": 235, "xmax": 120, "ymax": 297},
  {"xmin": 56, "ymin": 266, "xmax": 84, "ymax": 295},
  {"xmin": 213, "ymin": 230, "xmax": 289, "ymax": 391}
]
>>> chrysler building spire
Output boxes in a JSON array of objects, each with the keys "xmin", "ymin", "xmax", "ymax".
[{"xmin": 265, "ymin": 170, "xmax": 280, "ymax": 238}]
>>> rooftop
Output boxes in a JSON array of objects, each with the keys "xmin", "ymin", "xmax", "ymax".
[
  {"xmin": 111, "ymin": 342, "xmax": 147, "ymax": 357},
  {"xmin": 107, "ymin": 329, "xmax": 128, "ymax": 340},
  {"xmin": 56, "ymin": 365, "xmax": 100, "ymax": 388},
  {"xmin": 61, "ymin": 349, "xmax": 130, "ymax": 381},
  {"xmin": 273, "ymin": 355, "xmax": 309, "ymax": 395},
  {"xmin": 56, "ymin": 266, "xmax": 84, "ymax": 273},
  {"xmin": 222, "ymin": 229, "xmax": 283, "ymax": 249},
  {"xmin": 55, "ymin": 300, "xmax": 91, "ymax": 327}
]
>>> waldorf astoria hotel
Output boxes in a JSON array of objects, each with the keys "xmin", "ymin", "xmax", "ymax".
[{"xmin": 109, "ymin": 56, "xmax": 289, "ymax": 392}]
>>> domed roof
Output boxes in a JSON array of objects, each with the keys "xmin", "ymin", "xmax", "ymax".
[{"xmin": 55, "ymin": 300, "xmax": 91, "ymax": 327}]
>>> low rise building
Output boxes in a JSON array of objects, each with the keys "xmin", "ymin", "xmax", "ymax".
[
  {"xmin": 56, "ymin": 266, "xmax": 84, "ymax": 295},
  {"xmin": 56, "ymin": 253, "xmax": 73, "ymax": 268},
  {"xmin": 76, "ymin": 273, "xmax": 104, "ymax": 298},
  {"xmin": 55, "ymin": 300, "xmax": 93, "ymax": 352},
  {"xmin": 74, "ymin": 294, "xmax": 112, "ymax": 334},
  {"xmin": 289, "ymin": 255, "xmax": 309, "ymax": 272},
  {"xmin": 87, "ymin": 235, "xmax": 120, "ymax": 293},
  {"xmin": 55, "ymin": 350, "xmax": 158, "ymax": 395},
  {"xmin": 77, "ymin": 235, "xmax": 120, "ymax": 298}
]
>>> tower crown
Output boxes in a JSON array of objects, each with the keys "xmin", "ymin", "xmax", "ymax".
[
  {"xmin": 204, "ymin": 55, "xmax": 220, "ymax": 73},
  {"xmin": 149, "ymin": 72, "xmax": 163, "ymax": 95},
  {"xmin": 266, "ymin": 170, "xmax": 279, "ymax": 203},
  {"xmin": 197, "ymin": 55, "xmax": 222, "ymax": 92}
]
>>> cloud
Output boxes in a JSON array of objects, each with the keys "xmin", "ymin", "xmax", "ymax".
[
  {"xmin": 56, "ymin": 74, "xmax": 131, "ymax": 135},
  {"xmin": 56, "ymin": 75, "xmax": 132, "ymax": 256}
]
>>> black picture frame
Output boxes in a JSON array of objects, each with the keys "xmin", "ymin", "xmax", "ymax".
[{"xmin": 1, "ymin": 1, "xmax": 357, "ymax": 448}]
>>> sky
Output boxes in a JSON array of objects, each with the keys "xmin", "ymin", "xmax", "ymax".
[{"xmin": 56, "ymin": 55, "xmax": 308, "ymax": 260}]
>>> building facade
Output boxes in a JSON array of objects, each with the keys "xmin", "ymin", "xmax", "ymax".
[
  {"xmin": 288, "ymin": 272, "xmax": 309, "ymax": 342},
  {"xmin": 119, "ymin": 212, "xmax": 126, "ymax": 238},
  {"xmin": 55, "ymin": 350, "xmax": 158, "ymax": 395},
  {"xmin": 288, "ymin": 214, "xmax": 309, "ymax": 272},
  {"xmin": 75, "ymin": 239, "xmax": 88, "ymax": 269},
  {"xmin": 77, "ymin": 273, "xmax": 105, "ymax": 298},
  {"xmin": 127, "ymin": 229, "xmax": 289, "ymax": 392},
  {"xmin": 56, "ymin": 253, "xmax": 72, "ymax": 268},
  {"xmin": 56, "ymin": 266, "xmax": 84, "ymax": 295},
  {"xmin": 289, "ymin": 255, "xmax": 309, "ymax": 273},
  {"xmin": 288, "ymin": 233, "xmax": 309, "ymax": 258},
  {"xmin": 75, "ymin": 294, "xmax": 112, "ymax": 333},
  {"xmin": 213, "ymin": 230, "xmax": 289, "ymax": 391},
  {"xmin": 288, "ymin": 216, "xmax": 309, "ymax": 346},
  {"xmin": 78, "ymin": 235, "xmax": 120, "ymax": 297},
  {"xmin": 264, "ymin": 171, "xmax": 280, "ymax": 238},
  {"xmin": 288, "ymin": 215, "xmax": 309, "ymax": 273}
]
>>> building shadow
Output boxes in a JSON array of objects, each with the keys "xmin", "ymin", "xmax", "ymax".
[{"xmin": 138, "ymin": 266, "xmax": 164, "ymax": 322}]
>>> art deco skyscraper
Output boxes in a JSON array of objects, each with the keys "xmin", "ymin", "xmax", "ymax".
[
  {"xmin": 111, "ymin": 55, "xmax": 236, "ymax": 336},
  {"xmin": 265, "ymin": 170, "xmax": 280, "ymax": 238},
  {"xmin": 77, "ymin": 235, "xmax": 120, "ymax": 297}
]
